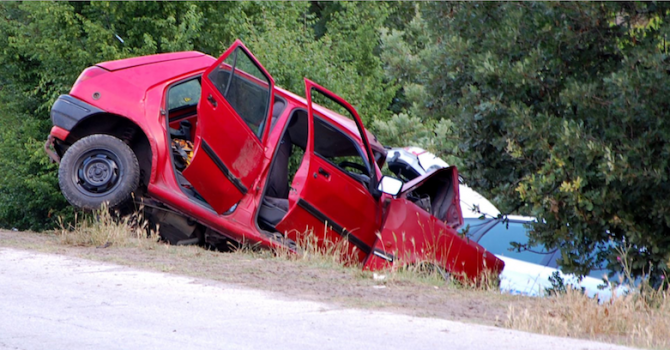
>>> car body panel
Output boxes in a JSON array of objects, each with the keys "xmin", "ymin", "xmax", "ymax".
[
  {"xmin": 458, "ymin": 184, "xmax": 501, "ymax": 219},
  {"xmin": 276, "ymin": 79, "xmax": 383, "ymax": 262},
  {"xmin": 183, "ymin": 40, "xmax": 274, "ymax": 214},
  {"xmin": 399, "ymin": 166, "xmax": 463, "ymax": 229},
  {"xmin": 364, "ymin": 198, "xmax": 503, "ymax": 278},
  {"xmin": 96, "ymin": 51, "xmax": 207, "ymax": 72},
  {"xmin": 497, "ymin": 256, "xmax": 620, "ymax": 301},
  {"xmin": 71, "ymin": 54, "xmax": 216, "ymax": 123}
]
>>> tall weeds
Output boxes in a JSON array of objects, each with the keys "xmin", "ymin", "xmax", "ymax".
[
  {"xmin": 271, "ymin": 227, "xmax": 360, "ymax": 269},
  {"xmin": 57, "ymin": 204, "xmax": 158, "ymax": 248},
  {"xmin": 506, "ymin": 248, "xmax": 670, "ymax": 349}
]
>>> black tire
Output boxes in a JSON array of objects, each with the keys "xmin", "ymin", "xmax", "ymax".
[{"xmin": 58, "ymin": 134, "xmax": 140, "ymax": 211}]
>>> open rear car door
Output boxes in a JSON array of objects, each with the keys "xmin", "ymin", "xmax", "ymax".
[{"xmin": 183, "ymin": 40, "xmax": 275, "ymax": 214}]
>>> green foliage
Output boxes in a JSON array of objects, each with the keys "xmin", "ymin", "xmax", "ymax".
[
  {"xmin": 0, "ymin": 1, "xmax": 397, "ymax": 230},
  {"xmin": 381, "ymin": 2, "xmax": 670, "ymax": 283},
  {"xmin": 376, "ymin": 5, "xmax": 461, "ymax": 166},
  {"xmin": 245, "ymin": 1, "xmax": 398, "ymax": 124},
  {"xmin": 0, "ymin": 1, "xmax": 213, "ymax": 230},
  {"xmin": 0, "ymin": 114, "xmax": 75, "ymax": 230},
  {"xmin": 373, "ymin": 113, "xmax": 460, "ymax": 167}
]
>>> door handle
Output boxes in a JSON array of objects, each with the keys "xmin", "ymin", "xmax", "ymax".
[
  {"xmin": 207, "ymin": 94, "xmax": 218, "ymax": 107},
  {"xmin": 318, "ymin": 167, "xmax": 330, "ymax": 178}
]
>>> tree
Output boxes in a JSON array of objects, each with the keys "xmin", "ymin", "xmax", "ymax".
[
  {"xmin": 0, "ymin": 1, "xmax": 397, "ymax": 230},
  {"xmin": 245, "ymin": 1, "xmax": 398, "ymax": 125},
  {"xmin": 380, "ymin": 2, "xmax": 670, "ymax": 284},
  {"xmin": 374, "ymin": 5, "xmax": 461, "ymax": 165}
]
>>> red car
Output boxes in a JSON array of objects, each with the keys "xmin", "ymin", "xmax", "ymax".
[{"xmin": 45, "ymin": 40, "xmax": 503, "ymax": 279}]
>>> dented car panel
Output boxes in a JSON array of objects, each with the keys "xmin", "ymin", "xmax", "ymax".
[
  {"xmin": 365, "ymin": 197, "xmax": 502, "ymax": 278},
  {"xmin": 399, "ymin": 166, "xmax": 464, "ymax": 229},
  {"xmin": 364, "ymin": 165, "xmax": 502, "ymax": 277},
  {"xmin": 45, "ymin": 39, "xmax": 504, "ymax": 281}
]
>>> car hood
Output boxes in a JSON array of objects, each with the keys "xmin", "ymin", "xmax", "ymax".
[
  {"xmin": 459, "ymin": 184, "xmax": 501, "ymax": 219},
  {"xmin": 399, "ymin": 166, "xmax": 463, "ymax": 229}
]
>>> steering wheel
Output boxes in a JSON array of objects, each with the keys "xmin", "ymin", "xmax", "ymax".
[{"xmin": 338, "ymin": 161, "xmax": 369, "ymax": 176}]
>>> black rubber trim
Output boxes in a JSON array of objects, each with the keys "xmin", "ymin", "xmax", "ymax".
[
  {"xmin": 50, "ymin": 95, "xmax": 104, "ymax": 131},
  {"xmin": 201, "ymin": 140, "xmax": 248, "ymax": 195},
  {"xmin": 297, "ymin": 198, "xmax": 371, "ymax": 255}
]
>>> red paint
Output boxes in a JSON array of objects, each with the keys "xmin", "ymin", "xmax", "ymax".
[{"xmin": 48, "ymin": 40, "xmax": 504, "ymax": 280}]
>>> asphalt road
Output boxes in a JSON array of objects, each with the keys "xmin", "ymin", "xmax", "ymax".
[{"xmin": 0, "ymin": 248, "xmax": 636, "ymax": 350}]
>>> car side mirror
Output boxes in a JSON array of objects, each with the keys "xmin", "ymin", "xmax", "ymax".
[{"xmin": 377, "ymin": 176, "xmax": 403, "ymax": 196}]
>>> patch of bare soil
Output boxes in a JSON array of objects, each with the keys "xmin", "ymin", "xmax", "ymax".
[{"xmin": 0, "ymin": 229, "xmax": 540, "ymax": 327}]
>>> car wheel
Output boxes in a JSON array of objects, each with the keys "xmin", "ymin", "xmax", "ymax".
[{"xmin": 58, "ymin": 134, "xmax": 140, "ymax": 210}]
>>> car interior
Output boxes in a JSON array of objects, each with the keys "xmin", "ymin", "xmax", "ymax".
[
  {"xmin": 165, "ymin": 71, "xmax": 287, "ymax": 215},
  {"xmin": 256, "ymin": 108, "xmax": 373, "ymax": 232},
  {"xmin": 386, "ymin": 153, "xmax": 422, "ymax": 182},
  {"xmin": 165, "ymin": 78, "xmax": 212, "ymax": 207}
]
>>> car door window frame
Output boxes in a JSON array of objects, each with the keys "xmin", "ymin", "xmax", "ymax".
[
  {"xmin": 206, "ymin": 45, "xmax": 274, "ymax": 142},
  {"xmin": 312, "ymin": 115, "xmax": 373, "ymax": 187},
  {"xmin": 305, "ymin": 81, "xmax": 379, "ymax": 196}
]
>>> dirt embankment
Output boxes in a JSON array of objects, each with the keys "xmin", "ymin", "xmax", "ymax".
[{"xmin": 0, "ymin": 229, "xmax": 538, "ymax": 326}]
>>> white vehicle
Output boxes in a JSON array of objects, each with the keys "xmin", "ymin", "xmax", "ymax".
[
  {"xmin": 463, "ymin": 215, "xmax": 616, "ymax": 299},
  {"xmin": 386, "ymin": 147, "xmax": 618, "ymax": 300}
]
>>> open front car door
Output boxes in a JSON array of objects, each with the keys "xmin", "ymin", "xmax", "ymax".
[
  {"xmin": 275, "ymin": 79, "xmax": 382, "ymax": 262},
  {"xmin": 183, "ymin": 40, "xmax": 275, "ymax": 214}
]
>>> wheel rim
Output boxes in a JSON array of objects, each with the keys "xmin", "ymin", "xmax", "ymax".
[{"xmin": 73, "ymin": 149, "xmax": 122, "ymax": 196}]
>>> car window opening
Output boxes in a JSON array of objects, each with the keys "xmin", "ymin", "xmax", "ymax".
[
  {"xmin": 209, "ymin": 47, "xmax": 271, "ymax": 140},
  {"xmin": 313, "ymin": 114, "xmax": 371, "ymax": 186}
]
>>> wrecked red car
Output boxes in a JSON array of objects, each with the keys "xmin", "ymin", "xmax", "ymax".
[{"xmin": 45, "ymin": 40, "xmax": 503, "ymax": 279}]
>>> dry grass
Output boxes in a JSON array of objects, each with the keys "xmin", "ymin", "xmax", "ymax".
[
  {"xmin": 272, "ymin": 226, "xmax": 360, "ymax": 269},
  {"xmin": 271, "ymin": 227, "xmax": 501, "ymax": 294},
  {"xmin": 506, "ymin": 271, "xmax": 670, "ymax": 349},
  {"xmin": 56, "ymin": 204, "xmax": 160, "ymax": 249}
]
